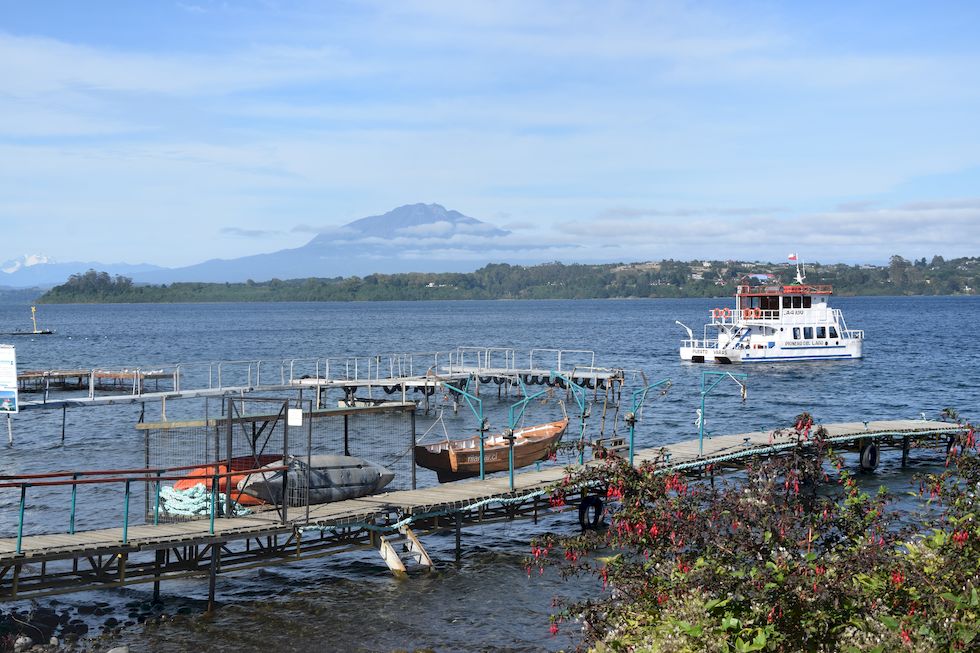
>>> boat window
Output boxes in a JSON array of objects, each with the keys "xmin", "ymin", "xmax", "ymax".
[
  {"xmin": 792, "ymin": 296, "xmax": 802, "ymax": 308},
  {"xmin": 782, "ymin": 296, "xmax": 791, "ymax": 308},
  {"xmin": 816, "ymin": 326, "xmax": 826, "ymax": 338},
  {"xmin": 829, "ymin": 326, "xmax": 839, "ymax": 338},
  {"xmin": 804, "ymin": 327, "xmax": 813, "ymax": 339},
  {"xmin": 803, "ymin": 296, "xmax": 812, "ymax": 308},
  {"xmin": 793, "ymin": 327, "xmax": 801, "ymax": 339}
]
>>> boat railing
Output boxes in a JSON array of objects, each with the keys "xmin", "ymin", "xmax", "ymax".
[
  {"xmin": 843, "ymin": 329, "xmax": 865, "ymax": 340},
  {"xmin": 736, "ymin": 284, "xmax": 833, "ymax": 295},
  {"xmin": 682, "ymin": 338, "xmax": 718, "ymax": 348}
]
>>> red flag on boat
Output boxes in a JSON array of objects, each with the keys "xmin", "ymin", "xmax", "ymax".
[{"xmin": 787, "ymin": 253, "xmax": 798, "ymax": 261}]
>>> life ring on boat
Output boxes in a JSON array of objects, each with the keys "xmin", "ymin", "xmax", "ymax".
[
  {"xmin": 752, "ymin": 308, "xmax": 762, "ymax": 318},
  {"xmin": 742, "ymin": 308, "xmax": 753, "ymax": 319},
  {"xmin": 859, "ymin": 443, "xmax": 879, "ymax": 471},
  {"xmin": 712, "ymin": 308, "xmax": 723, "ymax": 319},
  {"xmin": 722, "ymin": 308, "xmax": 732, "ymax": 318},
  {"xmin": 578, "ymin": 495, "xmax": 604, "ymax": 530}
]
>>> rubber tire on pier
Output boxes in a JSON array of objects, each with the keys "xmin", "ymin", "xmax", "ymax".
[
  {"xmin": 578, "ymin": 495, "xmax": 604, "ymax": 530},
  {"xmin": 383, "ymin": 385, "xmax": 399, "ymax": 394},
  {"xmin": 479, "ymin": 376, "xmax": 493, "ymax": 384},
  {"xmin": 859, "ymin": 442, "xmax": 879, "ymax": 471}
]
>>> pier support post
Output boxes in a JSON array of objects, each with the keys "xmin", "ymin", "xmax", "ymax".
[
  {"xmin": 901, "ymin": 436, "xmax": 910, "ymax": 468},
  {"xmin": 61, "ymin": 406, "xmax": 66, "ymax": 444},
  {"xmin": 6, "ymin": 414, "xmax": 11, "ymax": 446},
  {"xmin": 454, "ymin": 513, "xmax": 462, "ymax": 565},
  {"xmin": 153, "ymin": 549, "xmax": 164, "ymax": 602},
  {"xmin": 207, "ymin": 545, "xmax": 220, "ymax": 613}
]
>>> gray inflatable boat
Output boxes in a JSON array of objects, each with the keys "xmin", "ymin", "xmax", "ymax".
[{"xmin": 238, "ymin": 454, "xmax": 395, "ymax": 506}]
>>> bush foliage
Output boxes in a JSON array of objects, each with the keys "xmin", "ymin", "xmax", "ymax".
[{"xmin": 531, "ymin": 414, "xmax": 978, "ymax": 652}]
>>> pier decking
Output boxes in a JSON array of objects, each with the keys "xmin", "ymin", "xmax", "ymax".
[{"xmin": 0, "ymin": 419, "xmax": 962, "ymax": 601}]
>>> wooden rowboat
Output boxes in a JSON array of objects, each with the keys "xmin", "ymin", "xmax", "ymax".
[{"xmin": 414, "ymin": 418, "xmax": 569, "ymax": 483}]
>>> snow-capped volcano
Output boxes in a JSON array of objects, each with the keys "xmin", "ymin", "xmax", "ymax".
[{"xmin": 1, "ymin": 254, "xmax": 52, "ymax": 274}]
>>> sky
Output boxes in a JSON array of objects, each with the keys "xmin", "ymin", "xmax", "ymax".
[{"xmin": 2, "ymin": 0, "xmax": 980, "ymax": 270}]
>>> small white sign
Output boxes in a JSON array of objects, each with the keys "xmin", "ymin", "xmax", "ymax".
[
  {"xmin": 0, "ymin": 344, "xmax": 18, "ymax": 414},
  {"xmin": 287, "ymin": 407, "xmax": 303, "ymax": 427}
]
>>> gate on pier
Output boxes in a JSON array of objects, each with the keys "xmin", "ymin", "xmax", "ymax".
[{"xmin": 139, "ymin": 398, "xmax": 417, "ymax": 524}]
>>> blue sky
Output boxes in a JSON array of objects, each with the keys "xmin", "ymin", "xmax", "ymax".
[{"xmin": 2, "ymin": 1, "xmax": 979, "ymax": 269}]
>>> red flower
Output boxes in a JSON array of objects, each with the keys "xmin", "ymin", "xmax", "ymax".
[
  {"xmin": 549, "ymin": 623, "xmax": 559, "ymax": 636},
  {"xmin": 891, "ymin": 570, "xmax": 904, "ymax": 587}
]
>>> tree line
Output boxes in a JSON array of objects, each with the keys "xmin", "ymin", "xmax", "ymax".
[{"xmin": 37, "ymin": 256, "xmax": 980, "ymax": 303}]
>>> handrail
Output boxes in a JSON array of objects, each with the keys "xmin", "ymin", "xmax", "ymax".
[
  {"xmin": 0, "ymin": 465, "xmax": 288, "ymax": 488},
  {"xmin": 3, "ymin": 464, "xmax": 289, "ymax": 553}
]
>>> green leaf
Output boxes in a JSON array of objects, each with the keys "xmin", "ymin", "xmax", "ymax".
[
  {"xmin": 972, "ymin": 587, "xmax": 979, "ymax": 607},
  {"xmin": 880, "ymin": 615, "xmax": 899, "ymax": 631},
  {"xmin": 704, "ymin": 597, "xmax": 730, "ymax": 612},
  {"xmin": 940, "ymin": 592, "xmax": 961, "ymax": 605}
]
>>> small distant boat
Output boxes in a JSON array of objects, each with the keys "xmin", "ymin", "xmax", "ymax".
[
  {"xmin": 2, "ymin": 306, "xmax": 54, "ymax": 336},
  {"xmin": 415, "ymin": 418, "xmax": 569, "ymax": 483},
  {"xmin": 237, "ymin": 455, "xmax": 395, "ymax": 506}
]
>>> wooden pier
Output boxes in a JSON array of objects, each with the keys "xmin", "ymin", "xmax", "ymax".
[{"xmin": 0, "ymin": 419, "xmax": 962, "ymax": 602}]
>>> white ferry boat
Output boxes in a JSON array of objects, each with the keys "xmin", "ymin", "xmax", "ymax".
[{"xmin": 677, "ymin": 260, "xmax": 864, "ymax": 364}]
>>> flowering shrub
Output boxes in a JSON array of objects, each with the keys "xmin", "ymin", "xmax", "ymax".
[{"xmin": 529, "ymin": 413, "xmax": 979, "ymax": 652}]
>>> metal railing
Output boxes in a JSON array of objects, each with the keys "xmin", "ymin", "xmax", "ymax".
[{"xmin": 0, "ymin": 463, "xmax": 289, "ymax": 554}]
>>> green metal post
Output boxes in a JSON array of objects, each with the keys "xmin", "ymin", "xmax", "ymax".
[
  {"xmin": 16, "ymin": 484, "xmax": 27, "ymax": 554},
  {"xmin": 69, "ymin": 473, "xmax": 78, "ymax": 534},
  {"xmin": 209, "ymin": 472, "xmax": 218, "ymax": 534},
  {"xmin": 698, "ymin": 371, "xmax": 747, "ymax": 456},
  {"xmin": 627, "ymin": 378, "xmax": 672, "ymax": 466},
  {"xmin": 154, "ymin": 470, "xmax": 162, "ymax": 526},
  {"xmin": 122, "ymin": 479, "xmax": 131, "ymax": 544},
  {"xmin": 441, "ymin": 379, "xmax": 487, "ymax": 479},
  {"xmin": 506, "ymin": 380, "xmax": 549, "ymax": 490},
  {"xmin": 549, "ymin": 371, "xmax": 588, "ymax": 464}
]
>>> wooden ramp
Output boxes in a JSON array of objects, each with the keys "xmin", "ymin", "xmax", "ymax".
[{"xmin": 0, "ymin": 420, "xmax": 963, "ymax": 599}]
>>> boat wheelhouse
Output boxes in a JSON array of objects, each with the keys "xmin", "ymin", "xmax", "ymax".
[{"xmin": 678, "ymin": 265, "xmax": 864, "ymax": 364}]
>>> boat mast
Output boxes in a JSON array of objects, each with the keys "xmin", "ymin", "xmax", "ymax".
[
  {"xmin": 789, "ymin": 253, "xmax": 805, "ymax": 285},
  {"xmin": 30, "ymin": 306, "xmax": 39, "ymax": 334}
]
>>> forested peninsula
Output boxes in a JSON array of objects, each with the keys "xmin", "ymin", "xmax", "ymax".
[{"xmin": 38, "ymin": 256, "xmax": 979, "ymax": 303}]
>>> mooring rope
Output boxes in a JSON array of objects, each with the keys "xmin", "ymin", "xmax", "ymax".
[{"xmin": 298, "ymin": 487, "xmax": 548, "ymax": 535}]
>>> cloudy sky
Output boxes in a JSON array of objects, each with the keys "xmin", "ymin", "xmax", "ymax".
[{"xmin": 2, "ymin": 1, "xmax": 979, "ymax": 269}]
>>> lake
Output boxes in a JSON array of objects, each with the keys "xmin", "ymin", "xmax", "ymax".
[{"xmin": 1, "ymin": 296, "xmax": 977, "ymax": 651}]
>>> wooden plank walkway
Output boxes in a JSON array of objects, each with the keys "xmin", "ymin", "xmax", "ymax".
[{"xmin": 0, "ymin": 419, "xmax": 961, "ymax": 566}]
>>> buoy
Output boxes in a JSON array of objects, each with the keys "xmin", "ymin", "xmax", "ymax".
[
  {"xmin": 578, "ymin": 495, "xmax": 604, "ymax": 529},
  {"xmin": 859, "ymin": 442, "xmax": 879, "ymax": 471}
]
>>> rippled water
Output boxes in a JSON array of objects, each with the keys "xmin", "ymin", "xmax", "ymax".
[{"xmin": 1, "ymin": 296, "xmax": 978, "ymax": 651}]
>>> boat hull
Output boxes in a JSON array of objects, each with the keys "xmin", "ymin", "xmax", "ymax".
[
  {"xmin": 238, "ymin": 455, "xmax": 395, "ymax": 506},
  {"xmin": 681, "ymin": 339, "xmax": 863, "ymax": 364},
  {"xmin": 415, "ymin": 419, "xmax": 568, "ymax": 483}
]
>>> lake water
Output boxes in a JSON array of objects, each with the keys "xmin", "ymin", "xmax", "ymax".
[{"xmin": 1, "ymin": 296, "xmax": 977, "ymax": 651}]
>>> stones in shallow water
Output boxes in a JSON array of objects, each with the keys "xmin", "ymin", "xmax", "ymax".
[{"xmin": 12, "ymin": 635, "xmax": 33, "ymax": 652}]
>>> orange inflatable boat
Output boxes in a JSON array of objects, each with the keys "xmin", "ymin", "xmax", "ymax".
[{"xmin": 174, "ymin": 454, "xmax": 281, "ymax": 506}]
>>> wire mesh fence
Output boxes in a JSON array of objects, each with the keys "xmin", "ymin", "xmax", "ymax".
[{"xmin": 139, "ymin": 398, "xmax": 416, "ymax": 524}]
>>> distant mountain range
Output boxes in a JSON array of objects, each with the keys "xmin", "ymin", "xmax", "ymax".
[
  {"xmin": 0, "ymin": 203, "xmax": 513, "ymax": 288},
  {"xmin": 0, "ymin": 255, "xmax": 164, "ymax": 288}
]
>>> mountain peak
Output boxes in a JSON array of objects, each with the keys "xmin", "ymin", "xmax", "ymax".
[
  {"xmin": 1, "ymin": 254, "xmax": 52, "ymax": 274},
  {"xmin": 312, "ymin": 203, "xmax": 509, "ymax": 242}
]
